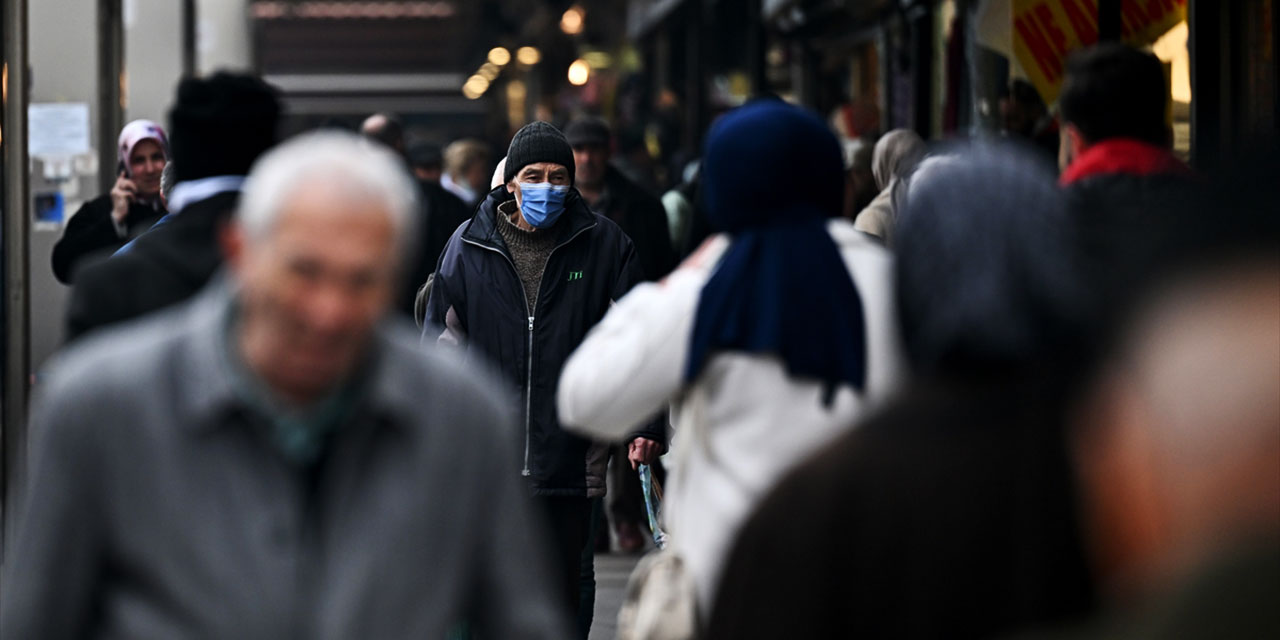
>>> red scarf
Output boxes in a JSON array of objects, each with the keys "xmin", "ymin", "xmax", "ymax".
[{"xmin": 1060, "ymin": 138, "xmax": 1191, "ymax": 186}]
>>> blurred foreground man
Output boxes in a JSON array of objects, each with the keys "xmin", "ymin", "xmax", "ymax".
[
  {"xmin": 1, "ymin": 132, "xmax": 572, "ymax": 639},
  {"xmin": 1066, "ymin": 172, "xmax": 1280, "ymax": 639}
]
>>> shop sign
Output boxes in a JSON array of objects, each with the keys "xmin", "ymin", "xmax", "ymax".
[{"xmin": 1012, "ymin": 0, "xmax": 1185, "ymax": 103}]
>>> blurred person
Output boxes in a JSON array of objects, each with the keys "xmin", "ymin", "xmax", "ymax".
[
  {"xmin": 566, "ymin": 117, "xmax": 677, "ymax": 281},
  {"xmin": 611, "ymin": 123, "xmax": 662, "ymax": 195},
  {"xmin": 1001, "ymin": 78, "xmax": 1060, "ymax": 163},
  {"xmin": 662, "ymin": 160, "xmax": 713, "ymax": 259},
  {"xmin": 853, "ymin": 128, "xmax": 926, "ymax": 246},
  {"xmin": 706, "ymin": 144, "xmax": 1097, "ymax": 639},
  {"xmin": 409, "ymin": 141, "xmax": 444, "ymax": 183},
  {"xmin": 359, "ymin": 111, "xmax": 406, "ymax": 156},
  {"xmin": 424, "ymin": 121, "xmax": 667, "ymax": 638},
  {"xmin": 1059, "ymin": 157, "xmax": 1279, "ymax": 640},
  {"xmin": 412, "ymin": 156, "xmax": 510, "ymax": 327},
  {"xmin": 842, "ymin": 137, "xmax": 878, "ymax": 220},
  {"xmin": 558, "ymin": 100, "xmax": 906, "ymax": 627},
  {"xmin": 65, "ymin": 72, "xmax": 280, "ymax": 342},
  {"xmin": 358, "ymin": 111, "xmax": 470, "ymax": 317},
  {"xmin": 441, "ymin": 138, "xmax": 491, "ymax": 208},
  {"xmin": 51, "ymin": 119, "xmax": 169, "ymax": 284},
  {"xmin": 0, "ymin": 131, "xmax": 572, "ymax": 638},
  {"xmin": 1057, "ymin": 43, "xmax": 1198, "ymax": 346}
]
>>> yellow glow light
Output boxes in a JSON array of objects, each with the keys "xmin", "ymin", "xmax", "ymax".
[
  {"xmin": 517, "ymin": 46, "xmax": 541, "ymax": 66},
  {"xmin": 479, "ymin": 62, "xmax": 500, "ymax": 81},
  {"xmin": 487, "ymin": 46, "xmax": 511, "ymax": 67},
  {"xmin": 561, "ymin": 6, "xmax": 584, "ymax": 35},
  {"xmin": 567, "ymin": 59, "xmax": 591, "ymax": 86}
]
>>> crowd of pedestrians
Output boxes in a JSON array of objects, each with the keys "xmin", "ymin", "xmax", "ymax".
[{"xmin": 2, "ymin": 42, "xmax": 1275, "ymax": 640}]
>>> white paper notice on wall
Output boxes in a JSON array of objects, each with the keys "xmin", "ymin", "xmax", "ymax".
[{"xmin": 28, "ymin": 103, "xmax": 92, "ymax": 158}]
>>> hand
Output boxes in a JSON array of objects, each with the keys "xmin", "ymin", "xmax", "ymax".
[
  {"xmin": 628, "ymin": 437, "xmax": 662, "ymax": 470},
  {"xmin": 110, "ymin": 174, "xmax": 137, "ymax": 224}
]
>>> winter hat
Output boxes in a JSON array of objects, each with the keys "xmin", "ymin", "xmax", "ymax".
[
  {"xmin": 117, "ymin": 119, "xmax": 169, "ymax": 174},
  {"xmin": 503, "ymin": 121, "xmax": 575, "ymax": 185},
  {"xmin": 168, "ymin": 72, "xmax": 281, "ymax": 183},
  {"xmin": 564, "ymin": 117, "xmax": 611, "ymax": 148}
]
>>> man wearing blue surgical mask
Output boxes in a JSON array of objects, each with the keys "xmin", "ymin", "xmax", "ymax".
[{"xmin": 424, "ymin": 121, "xmax": 667, "ymax": 639}]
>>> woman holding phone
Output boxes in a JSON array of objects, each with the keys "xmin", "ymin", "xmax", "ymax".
[{"xmin": 51, "ymin": 119, "xmax": 169, "ymax": 283}]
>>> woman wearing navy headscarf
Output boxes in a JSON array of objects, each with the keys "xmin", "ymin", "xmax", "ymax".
[{"xmin": 558, "ymin": 99, "xmax": 906, "ymax": 628}]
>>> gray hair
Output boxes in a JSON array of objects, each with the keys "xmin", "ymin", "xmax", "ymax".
[{"xmin": 238, "ymin": 130, "xmax": 419, "ymax": 259}]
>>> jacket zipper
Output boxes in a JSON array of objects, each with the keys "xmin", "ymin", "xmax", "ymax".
[
  {"xmin": 524, "ymin": 315, "xmax": 534, "ymax": 476},
  {"xmin": 461, "ymin": 220, "xmax": 597, "ymax": 479}
]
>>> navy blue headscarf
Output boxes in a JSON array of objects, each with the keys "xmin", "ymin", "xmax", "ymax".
[{"xmin": 686, "ymin": 100, "xmax": 866, "ymax": 403}]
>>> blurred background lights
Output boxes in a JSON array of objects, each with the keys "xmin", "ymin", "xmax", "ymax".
[
  {"xmin": 487, "ymin": 46, "xmax": 511, "ymax": 67},
  {"xmin": 561, "ymin": 6, "xmax": 585, "ymax": 35},
  {"xmin": 462, "ymin": 74, "xmax": 490, "ymax": 100},
  {"xmin": 567, "ymin": 59, "xmax": 590, "ymax": 86},
  {"xmin": 517, "ymin": 46, "xmax": 541, "ymax": 66}
]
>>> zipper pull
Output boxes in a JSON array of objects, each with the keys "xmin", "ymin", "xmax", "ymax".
[{"xmin": 528, "ymin": 316, "xmax": 534, "ymax": 331}]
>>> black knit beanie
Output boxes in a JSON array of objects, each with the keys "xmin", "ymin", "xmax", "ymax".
[
  {"xmin": 168, "ymin": 72, "xmax": 281, "ymax": 183},
  {"xmin": 503, "ymin": 121, "xmax": 575, "ymax": 185}
]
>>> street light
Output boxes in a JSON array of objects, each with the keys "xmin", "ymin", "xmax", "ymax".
[
  {"xmin": 567, "ymin": 58, "xmax": 590, "ymax": 86},
  {"xmin": 517, "ymin": 46, "xmax": 541, "ymax": 66},
  {"xmin": 487, "ymin": 46, "xmax": 511, "ymax": 66},
  {"xmin": 561, "ymin": 5, "xmax": 584, "ymax": 35}
]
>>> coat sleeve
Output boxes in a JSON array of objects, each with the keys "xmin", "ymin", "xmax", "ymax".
[
  {"xmin": 559, "ymin": 238, "xmax": 724, "ymax": 442},
  {"xmin": 0, "ymin": 366, "xmax": 105, "ymax": 638},
  {"xmin": 51, "ymin": 197, "xmax": 125, "ymax": 284},
  {"xmin": 422, "ymin": 229, "xmax": 468, "ymax": 348},
  {"xmin": 64, "ymin": 257, "xmax": 128, "ymax": 344}
]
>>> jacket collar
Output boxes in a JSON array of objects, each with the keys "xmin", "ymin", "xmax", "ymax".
[
  {"xmin": 1060, "ymin": 138, "xmax": 1191, "ymax": 186},
  {"xmin": 462, "ymin": 185, "xmax": 598, "ymax": 255},
  {"xmin": 176, "ymin": 275, "xmax": 421, "ymax": 434},
  {"xmin": 168, "ymin": 175, "xmax": 246, "ymax": 215}
]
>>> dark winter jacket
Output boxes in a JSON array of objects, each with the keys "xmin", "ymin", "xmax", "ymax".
[
  {"xmin": 398, "ymin": 179, "xmax": 472, "ymax": 316},
  {"xmin": 1060, "ymin": 138, "xmax": 1200, "ymax": 339},
  {"xmin": 708, "ymin": 373, "xmax": 1096, "ymax": 640},
  {"xmin": 425, "ymin": 186, "xmax": 667, "ymax": 496},
  {"xmin": 51, "ymin": 194, "xmax": 165, "ymax": 284},
  {"xmin": 593, "ymin": 166, "xmax": 677, "ymax": 280},
  {"xmin": 65, "ymin": 191, "xmax": 238, "ymax": 342}
]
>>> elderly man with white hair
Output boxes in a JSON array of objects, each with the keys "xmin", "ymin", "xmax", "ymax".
[{"xmin": 1, "ymin": 131, "xmax": 572, "ymax": 639}]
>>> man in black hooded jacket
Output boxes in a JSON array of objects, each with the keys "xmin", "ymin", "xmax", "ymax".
[{"xmin": 65, "ymin": 72, "xmax": 280, "ymax": 342}]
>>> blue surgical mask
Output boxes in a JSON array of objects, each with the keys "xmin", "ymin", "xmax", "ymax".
[{"xmin": 518, "ymin": 182, "xmax": 570, "ymax": 228}]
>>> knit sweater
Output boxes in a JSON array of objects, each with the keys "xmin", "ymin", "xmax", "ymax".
[{"xmin": 496, "ymin": 200, "xmax": 558, "ymax": 314}]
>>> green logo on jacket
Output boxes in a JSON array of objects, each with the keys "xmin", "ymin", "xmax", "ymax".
[{"xmin": 568, "ymin": 271, "xmax": 584, "ymax": 282}]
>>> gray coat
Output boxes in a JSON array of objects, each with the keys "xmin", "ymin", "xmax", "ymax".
[{"xmin": 1, "ymin": 282, "xmax": 572, "ymax": 639}]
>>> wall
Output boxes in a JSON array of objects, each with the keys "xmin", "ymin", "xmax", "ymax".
[
  {"xmin": 197, "ymin": 0, "xmax": 251, "ymax": 74},
  {"xmin": 124, "ymin": 0, "xmax": 184, "ymax": 123}
]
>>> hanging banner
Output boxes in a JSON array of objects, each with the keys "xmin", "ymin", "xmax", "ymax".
[{"xmin": 1012, "ymin": 0, "xmax": 1186, "ymax": 104}]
